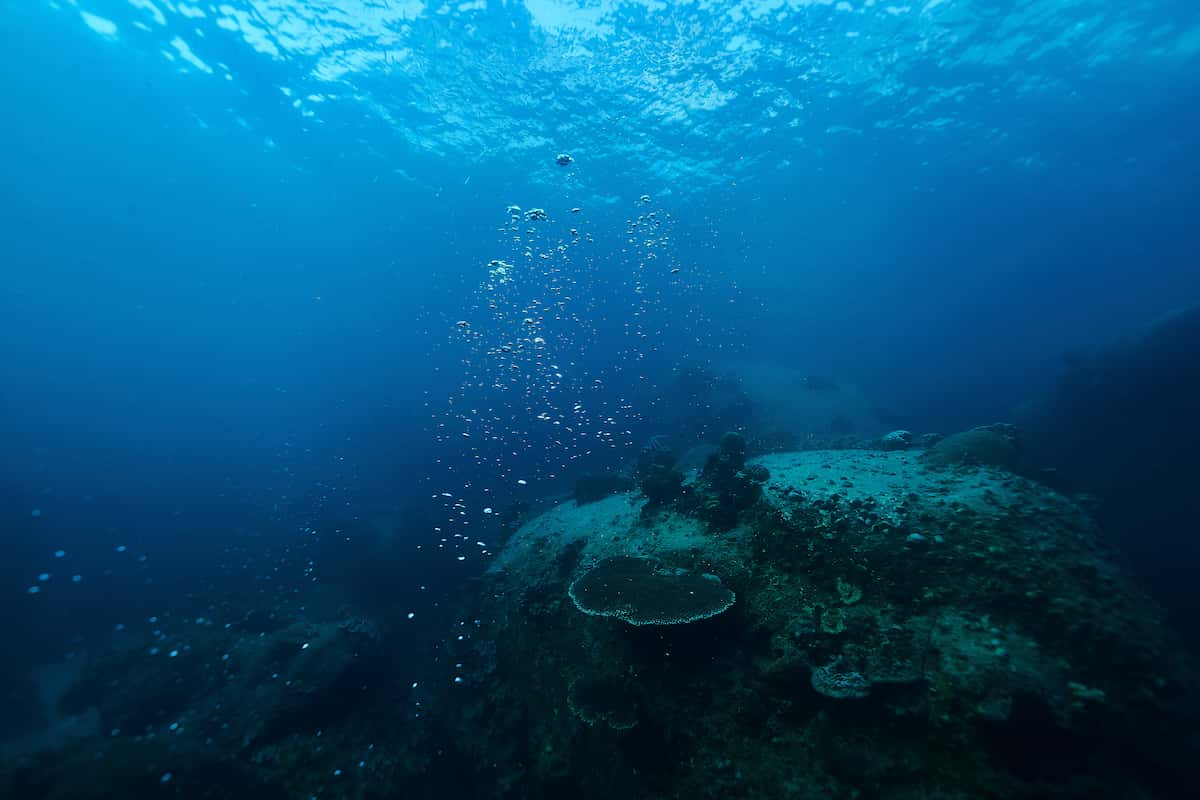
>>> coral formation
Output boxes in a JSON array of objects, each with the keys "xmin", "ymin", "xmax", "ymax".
[
  {"xmin": 810, "ymin": 660, "xmax": 873, "ymax": 700},
  {"xmin": 879, "ymin": 429, "xmax": 913, "ymax": 451},
  {"xmin": 440, "ymin": 448, "xmax": 1199, "ymax": 799},
  {"xmin": 919, "ymin": 432, "xmax": 945, "ymax": 448},
  {"xmin": 919, "ymin": 424, "xmax": 1022, "ymax": 471},
  {"xmin": 568, "ymin": 556, "xmax": 735, "ymax": 625},
  {"xmin": 9, "ymin": 444, "xmax": 1198, "ymax": 800},
  {"xmin": 690, "ymin": 431, "xmax": 766, "ymax": 530},
  {"xmin": 635, "ymin": 440, "xmax": 685, "ymax": 509},
  {"xmin": 566, "ymin": 674, "xmax": 640, "ymax": 730}
]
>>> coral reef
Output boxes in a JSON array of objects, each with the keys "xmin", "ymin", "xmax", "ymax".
[
  {"xmin": 568, "ymin": 556, "xmax": 735, "ymax": 626},
  {"xmin": 6, "ymin": 442, "xmax": 1198, "ymax": 799},
  {"xmin": 440, "ymin": 448, "xmax": 1199, "ymax": 799}
]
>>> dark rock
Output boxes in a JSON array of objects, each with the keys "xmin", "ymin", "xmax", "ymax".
[
  {"xmin": 636, "ymin": 442, "xmax": 684, "ymax": 508},
  {"xmin": 693, "ymin": 432, "xmax": 761, "ymax": 529},
  {"xmin": 717, "ymin": 431, "xmax": 747, "ymax": 467}
]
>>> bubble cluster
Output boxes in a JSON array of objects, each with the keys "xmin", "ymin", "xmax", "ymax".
[{"xmin": 424, "ymin": 196, "xmax": 717, "ymax": 564}]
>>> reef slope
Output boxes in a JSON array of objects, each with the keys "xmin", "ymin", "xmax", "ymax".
[{"xmin": 450, "ymin": 449, "xmax": 1197, "ymax": 800}]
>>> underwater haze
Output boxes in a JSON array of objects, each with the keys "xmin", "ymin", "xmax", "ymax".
[{"xmin": 2, "ymin": 1, "xmax": 1200, "ymax": 798}]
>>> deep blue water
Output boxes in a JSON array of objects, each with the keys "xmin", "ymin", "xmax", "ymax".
[{"xmin": 2, "ymin": 0, "xmax": 1200, "ymax": 792}]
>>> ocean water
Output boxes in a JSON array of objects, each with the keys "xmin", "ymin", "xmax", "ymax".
[{"xmin": 2, "ymin": 1, "xmax": 1199, "ymax": 798}]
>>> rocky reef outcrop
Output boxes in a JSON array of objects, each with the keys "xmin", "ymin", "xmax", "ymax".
[
  {"xmin": 6, "ymin": 439, "xmax": 1197, "ymax": 799},
  {"xmin": 441, "ymin": 447, "xmax": 1199, "ymax": 799}
]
